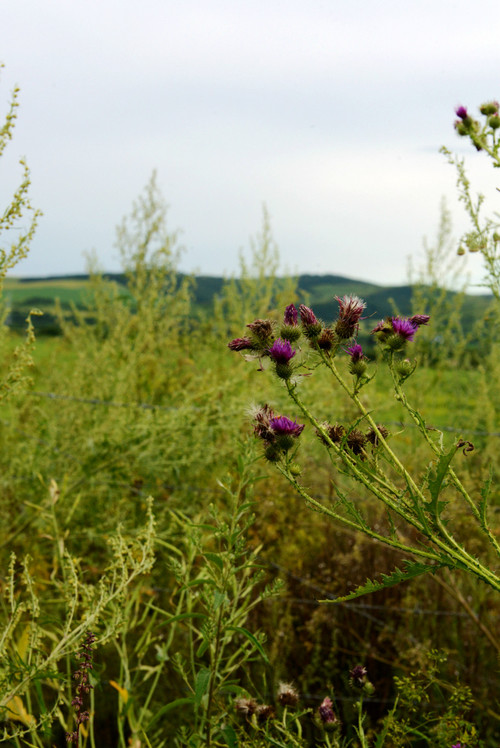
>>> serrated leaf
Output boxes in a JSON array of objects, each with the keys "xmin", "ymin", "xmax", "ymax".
[
  {"xmin": 324, "ymin": 561, "xmax": 446, "ymax": 603},
  {"xmin": 427, "ymin": 447, "xmax": 457, "ymax": 514},
  {"xmin": 194, "ymin": 667, "xmax": 211, "ymax": 705}
]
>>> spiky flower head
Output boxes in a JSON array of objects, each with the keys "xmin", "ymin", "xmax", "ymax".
[
  {"xmin": 318, "ymin": 696, "xmax": 337, "ymax": 725},
  {"xmin": 409, "ymin": 314, "xmax": 430, "ymax": 327},
  {"xmin": 455, "ymin": 105, "xmax": 468, "ymax": 120},
  {"xmin": 349, "ymin": 665, "xmax": 368, "ymax": 688},
  {"xmin": 346, "ymin": 429, "xmax": 367, "ymax": 456},
  {"xmin": 317, "ymin": 327, "xmax": 335, "ymax": 351},
  {"xmin": 270, "ymin": 416, "xmax": 305, "ymax": 438},
  {"xmin": 451, "ymin": 744, "xmax": 462, "ymax": 748},
  {"xmin": 299, "ymin": 304, "xmax": 323, "ymax": 339},
  {"xmin": 346, "ymin": 343, "xmax": 364, "ymax": 362},
  {"xmin": 366, "ymin": 424, "xmax": 389, "ymax": 446},
  {"xmin": 228, "ymin": 337, "xmax": 254, "ymax": 351},
  {"xmin": 391, "ymin": 317, "xmax": 417, "ymax": 341},
  {"xmin": 283, "ymin": 304, "xmax": 298, "ymax": 326},
  {"xmin": 334, "ymin": 295, "xmax": 366, "ymax": 339},
  {"xmin": 234, "ymin": 697, "xmax": 258, "ymax": 718},
  {"xmin": 479, "ymin": 101, "xmax": 499, "ymax": 116},
  {"xmin": 277, "ymin": 682, "xmax": 299, "ymax": 707},
  {"xmin": 317, "ymin": 422, "xmax": 344, "ymax": 446},
  {"xmin": 268, "ymin": 338, "xmax": 296, "ymax": 365},
  {"xmin": 252, "ymin": 404, "xmax": 276, "ymax": 442},
  {"xmin": 246, "ymin": 318, "xmax": 274, "ymax": 348},
  {"xmin": 255, "ymin": 703, "xmax": 275, "ymax": 722}
]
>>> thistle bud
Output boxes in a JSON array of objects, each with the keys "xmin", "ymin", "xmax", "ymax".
[
  {"xmin": 479, "ymin": 100, "xmax": 499, "ymax": 116},
  {"xmin": 489, "ymin": 113, "xmax": 500, "ymax": 129},
  {"xmin": 457, "ymin": 246, "xmax": 466, "ymax": 256},
  {"xmin": 299, "ymin": 304, "xmax": 323, "ymax": 339}
]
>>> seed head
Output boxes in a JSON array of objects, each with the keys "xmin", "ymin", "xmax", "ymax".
[
  {"xmin": 277, "ymin": 682, "xmax": 299, "ymax": 707},
  {"xmin": 346, "ymin": 429, "xmax": 367, "ymax": 456}
]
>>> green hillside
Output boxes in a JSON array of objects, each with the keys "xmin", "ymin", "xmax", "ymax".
[{"xmin": 3, "ymin": 272, "xmax": 493, "ymax": 336}]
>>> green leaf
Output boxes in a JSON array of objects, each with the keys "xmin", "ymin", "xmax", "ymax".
[
  {"xmin": 226, "ymin": 626, "xmax": 269, "ymax": 664},
  {"xmin": 427, "ymin": 447, "xmax": 457, "ymax": 514},
  {"xmin": 324, "ymin": 561, "xmax": 447, "ymax": 603},
  {"xmin": 194, "ymin": 667, "xmax": 211, "ymax": 705},
  {"xmin": 205, "ymin": 552, "xmax": 224, "ymax": 570},
  {"xmin": 219, "ymin": 724, "xmax": 238, "ymax": 747}
]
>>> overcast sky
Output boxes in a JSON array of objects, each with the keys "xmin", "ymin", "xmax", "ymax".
[{"xmin": 1, "ymin": 0, "xmax": 500, "ymax": 287}]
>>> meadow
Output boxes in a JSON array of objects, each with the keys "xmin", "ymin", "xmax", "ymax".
[{"xmin": 1, "ymin": 99, "xmax": 500, "ymax": 747}]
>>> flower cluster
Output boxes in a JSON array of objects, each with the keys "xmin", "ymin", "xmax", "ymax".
[
  {"xmin": 66, "ymin": 631, "xmax": 97, "ymax": 744},
  {"xmin": 371, "ymin": 315, "xmax": 429, "ymax": 351},
  {"xmin": 317, "ymin": 421, "xmax": 389, "ymax": 457}
]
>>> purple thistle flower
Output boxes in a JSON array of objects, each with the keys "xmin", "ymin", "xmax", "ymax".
[
  {"xmin": 228, "ymin": 337, "xmax": 254, "ymax": 351},
  {"xmin": 409, "ymin": 314, "xmax": 430, "ymax": 327},
  {"xmin": 335, "ymin": 295, "xmax": 366, "ymax": 339},
  {"xmin": 299, "ymin": 304, "xmax": 318, "ymax": 327},
  {"xmin": 346, "ymin": 343, "xmax": 364, "ymax": 362},
  {"xmin": 456, "ymin": 105, "xmax": 468, "ymax": 120},
  {"xmin": 270, "ymin": 416, "xmax": 305, "ymax": 437},
  {"xmin": 391, "ymin": 317, "xmax": 418, "ymax": 341},
  {"xmin": 253, "ymin": 404, "xmax": 276, "ymax": 441},
  {"xmin": 268, "ymin": 338, "xmax": 296, "ymax": 365},
  {"xmin": 349, "ymin": 664, "xmax": 368, "ymax": 687},
  {"xmin": 451, "ymin": 744, "xmax": 462, "ymax": 748},
  {"xmin": 283, "ymin": 303, "xmax": 298, "ymax": 326},
  {"xmin": 318, "ymin": 696, "xmax": 336, "ymax": 725},
  {"xmin": 371, "ymin": 319, "xmax": 388, "ymax": 334}
]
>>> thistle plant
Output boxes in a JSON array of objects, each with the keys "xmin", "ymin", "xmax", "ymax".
[{"xmin": 228, "ymin": 297, "xmax": 500, "ymax": 601}]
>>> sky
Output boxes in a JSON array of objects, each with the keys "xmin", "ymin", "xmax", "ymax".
[{"xmin": 1, "ymin": 0, "xmax": 500, "ymax": 288}]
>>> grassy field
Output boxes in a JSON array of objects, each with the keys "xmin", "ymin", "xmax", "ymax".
[{"xmin": 0, "ymin": 261, "xmax": 498, "ymax": 747}]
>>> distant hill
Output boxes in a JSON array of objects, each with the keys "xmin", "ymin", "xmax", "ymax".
[{"xmin": 3, "ymin": 272, "xmax": 493, "ymax": 335}]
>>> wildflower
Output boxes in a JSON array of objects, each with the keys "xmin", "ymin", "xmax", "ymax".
[
  {"xmin": 349, "ymin": 665, "xmax": 368, "ymax": 687},
  {"xmin": 255, "ymin": 703, "xmax": 275, "ymax": 722},
  {"xmin": 283, "ymin": 303, "xmax": 298, "ymax": 326},
  {"xmin": 299, "ymin": 304, "xmax": 323, "ymax": 339},
  {"xmin": 349, "ymin": 664, "xmax": 375, "ymax": 695},
  {"xmin": 455, "ymin": 105, "xmax": 468, "ymax": 120},
  {"xmin": 451, "ymin": 744, "xmax": 462, "ymax": 748},
  {"xmin": 252, "ymin": 404, "xmax": 276, "ymax": 441},
  {"xmin": 346, "ymin": 429, "xmax": 367, "ymax": 456},
  {"xmin": 346, "ymin": 343, "xmax": 367, "ymax": 376},
  {"xmin": 318, "ymin": 696, "xmax": 338, "ymax": 730},
  {"xmin": 270, "ymin": 416, "xmax": 305, "ymax": 438},
  {"xmin": 267, "ymin": 338, "xmax": 296, "ymax": 377},
  {"xmin": 317, "ymin": 327, "xmax": 335, "ymax": 351},
  {"xmin": 391, "ymin": 317, "xmax": 417, "ymax": 341},
  {"xmin": 246, "ymin": 318, "xmax": 274, "ymax": 348},
  {"xmin": 334, "ymin": 295, "xmax": 366, "ymax": 339},
  {"xmin": 346, "ymin": 343, "xmax": 363, "ymax": 362},
  {"xmin": 228, "ymin": 336, "xmax": 254, "ymax": 351},
  {"xmin": 66, "ymin": 631, "xmax": 97, "ymax": 744},
  {"xmin": 366, "ymin": 424, "xmax": 389, "ymax": 447},
  {"xmin": 277, "ymin": 682, "xmax": 299, "ymax": 707},
  {"xmin": 235, "ymin": 697, "xmax": 258, "ymax": 718},
  {"xmin": 408, "ymin": 314, "xmax": 430, "ymax": 327},
  {"xmin": 479, "ymin": 100, "xmax": 499, "ymax": 116},
  {"xmin": 280, "ymin": 303, "xmax": 302, "ymax": 342},
  {"xmin": 372, "ymin": 317, "xmax": 420, "ymax": 351},
  {"xmin": 489, "ymin": 112, "xmax": 500, "ymax": 129}
]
